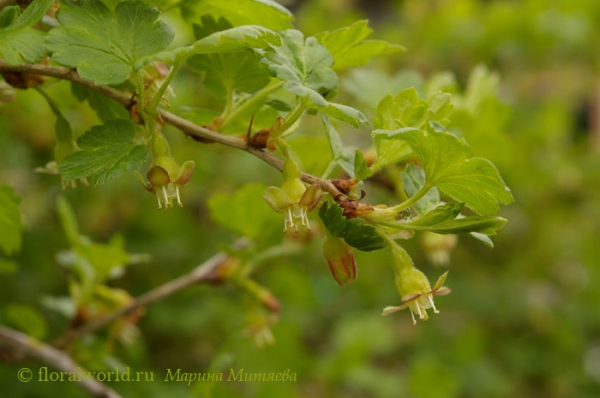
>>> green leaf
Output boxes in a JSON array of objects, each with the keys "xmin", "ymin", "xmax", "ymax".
[
  {"xmin": 369, "ymin": 87, "xmax": 445, "ymax": 172},
  {"xmin": 180, "ymin": 0, "xmax": 293, "ymax": 30},
  {"xmin": 58, "ymin": 119, "xmax": 148, "ymax": 185},
  {"xmin": 46, "ymin": 0, "xmax": 175, "ymax": 85},
  {"xmin": 373, "ymin": 88, "xmax": 452, "ymax": 132},
  {"xmin": 263, "ymin": 30, "xmax": 366, "ymax": 126},
  {"xmin": 319, "ymin": 201, "xmax": 386, "ymax": 252},
  {"xmin": 320, "ymin": 102, "xmax": 368, "ymax": 128},
  {"xmin": 321, "ymin": 114, "xmax": 355, "ymax": 176},
  {"xmin": 381, "ymin": 129, "xmax": 514, "ymax": 215},
  {"xmin": 415, "ymin": 216, "xmax": 507, "ymax": 235},
  {"xmin": 401, "ymin": 163, "xmax": 440, "ymax": 214},
  {"xmin": 371, "ymin": 129, "xmax": 414, "ymax": 172},
  {"xmin": 208, "ymin": 183, "xmax": 281, "ymax": 240},
  {"xmin": 407, "ymin": 202, "xmax": 464, "ymax": 227},
  {"xmin": 391, "ymin": 202, "xmax": 506, "ymax": 236},
  {"xmin": 0, "ymin": 0, "xmax": 53, "ymax": 64},
  {"xmin": 5, "ymin": 303, "xmax": 48, "ymax": 340},
  {"xmin": 264, "ymin": 30, "xmax": 338, "ymax": 106},
  {"xmin": 189, "ymin": 52, "xmax": 271, "ymax": 98},
  {"xmin": 470, "ymin": 232, "xmax": 494, "ymax": 248},
  {"xmin": 435, "ymin": 157, "xmax": 515, "ymax": 216},
  {"xmin": 315, "ymin": 20, "xmax": 404, "ymax": 70},
  {"xmin": 36, "ymin": 89, "xmax": 77, "ymax": 164},
  {"xmin": 0, "ymin": 186, "xmax": 22, "ymax": 255},
  {"xmin": 354, "ymin": 150, "xmax": 372, "ymax": 180},
  {"xmin": 154, "ymin": 25, "xmax": 280, "ymax": 64},
  {"xmin": 71, "ymin": 84, "xmax": 130, "ymax": 122},
  {"xmin": 187, "ymin": 16, "xmax": 270, "ymax": 98}
]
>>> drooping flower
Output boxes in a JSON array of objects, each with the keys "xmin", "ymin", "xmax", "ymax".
[
  {"xmin": 136, "ymin": 131, "xmax": 194, "ymax": 210},
  {"xmin": 263, "ymin": 157, "xmax": 322, "ymax": 231},
  {"xmin": 382, "ymin": 268, "xmax": 451, "ymax": 324}
]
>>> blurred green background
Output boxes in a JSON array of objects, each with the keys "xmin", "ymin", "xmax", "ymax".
[{"xmin": 1, "ymin": 0, "xmax": 600, "ymax": 397}]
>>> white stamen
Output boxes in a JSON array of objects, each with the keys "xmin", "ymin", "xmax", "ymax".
[
  {"xmin": 162, "ymin": 186, "xmax": 169, "ymax": 208},
  {"xmin": 428, "ymin": 294, "xmax": 439, "ymax": 314},
  {"xmin": 415, "ymin": 302, "xmax": 425, "ymax": 319},
  {"xmin": 156, "ymin": 192, "xmax": 163, "ymax": 209},
  {"xmin": 176, "ymin": 186, "xmax": 182, "ymax": 207},
  {"xmin": 410, "ymin": 308, "xmax": 417, "ymax": 325},
  {"xmin": 284, "ymin": 208, "xmax": 294, "ymax": 231}
]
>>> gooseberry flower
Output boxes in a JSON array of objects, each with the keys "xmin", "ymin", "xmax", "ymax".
[
  {"xmin": 323, "ymin": 233, "xmax": 357, "ymax": 285},
  {"xmin": 382, "ymin": 268, "xmax": 451, "ymax": 324},
  {"xmin": 136, "ymin": 132, "xmax": 194, "ymax": 210},
  {"xmin": 263, "ymin": 158, "xmax": 322, "ymax": 231}
]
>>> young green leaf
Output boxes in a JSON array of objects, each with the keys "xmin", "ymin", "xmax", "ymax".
[
  {"xmin": 0, "ymin": 0, "xmax": 53, "ymax": 65},
  {"xmin": 354, "ymin": 150, "xmax": 372, "ymax": 180},
  {"xmin": 321, "ymin": 114, "xmax": 355, "ymax": 176},
  {"xmin": 187, "ymin": 16, "xmax": 270, "ymax": 98},
  {"xmin": 369, "ymin": 87, "xmax": 442, "ymax": 172},
  {"xmin": 315, "ymin": 20, "xmax": 404, "ymax": 70},
  {"xmin": 263, "ymin": 29, "xmax": 338, "ymax": 107},
  {"xmin": 180, "ymin": 0, "xmax": 293, "ymax": 30},
  {"xmin": 470, "ymin": 232, "xmax": 495, "ymax": 248},
  {"xmin": 0, "ymin": 186, "xmax": 22, "ymax": 255},
  {"xmin": 407, "ymin": 202, "xmax": 465, "ymax": 227},
  {"xmin": 382, "ymin": 129, "xmax": 514, "ymax": 215},
  {"xmin": 319, "ymin": 201, "xmax": 387, "ymax": 252},
  {"xmin": 401, "ymin": 164, "xmax": 440, "ymax": 214},
  {"xmin": 408, "ymin": 216, "xmax": 507, "ymax": 236},
  {"xmin": 387, "ymin": 201, "xmax": 506, "ymax": 236},
  {"xmin": 154, "ymin": 25, "xmax": 281, "ymax": 65},
  {"xmin": 371, "ymin": 129, "xmax": 414, "ymax": 172},
  {"xmin": 46, "ymin": 0, "xmax": 175, "ymax": 85},
  {"xmin": 58, "ymin": 119, "xmax": 148, "ymax": 185},
  {"xmin": 263, "ymin": 30, "xmax": 367, "ymax": 127}
]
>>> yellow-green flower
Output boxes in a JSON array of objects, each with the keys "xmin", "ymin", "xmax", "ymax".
[
  {"xmin": 263, "ymin": 157, "xmax": 322, "ymax": 231},
  {"xmin": 382, "ymin": 268, "xmax": 451, "ymax": 324},
  {"xmin": 136, "ymin": 131, "xmax": 194, "ymax": 210}
]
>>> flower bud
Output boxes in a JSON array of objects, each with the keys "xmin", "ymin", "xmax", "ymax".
[{"xmin": 323, "ymin": 233, "xmax": 357, "ymax": 285}]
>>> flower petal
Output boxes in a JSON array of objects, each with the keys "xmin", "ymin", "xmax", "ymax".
[
  {"xmin": 433, "ymin": 286, "xmax": 452, "ymax": 296},
  {"xmin": 176, "ymin": 160, "xmax": 195, "ymax": 185},
  {"xmin": 299, "ymin": 185, "xmax": 322, "ymax": 211},
  {"xmin": 263, "ymin": 186, "xmax": 292, "ymax": 212},
  {"xmin": 432, "ymin": 271, "xmax": 449, "ymax": 292},
  {"xmin": 147, "ymin": 165, "xmax": 171, "ymax": 187},
  {"xmin": 382, "ymin": 305, "xmax": 404, "ymax": 316}
]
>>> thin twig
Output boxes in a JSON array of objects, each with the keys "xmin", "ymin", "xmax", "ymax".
[
  {"xmin": 53, "ymin": 239, "xmax": 246, "ymax": 349},
  {"xmin": 0, "ymin": 325, "xmax": 122, "ymax": 398},
  {"xmin": 0, "ymin": 61, "xmax": 345, "ymax": 198}
]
